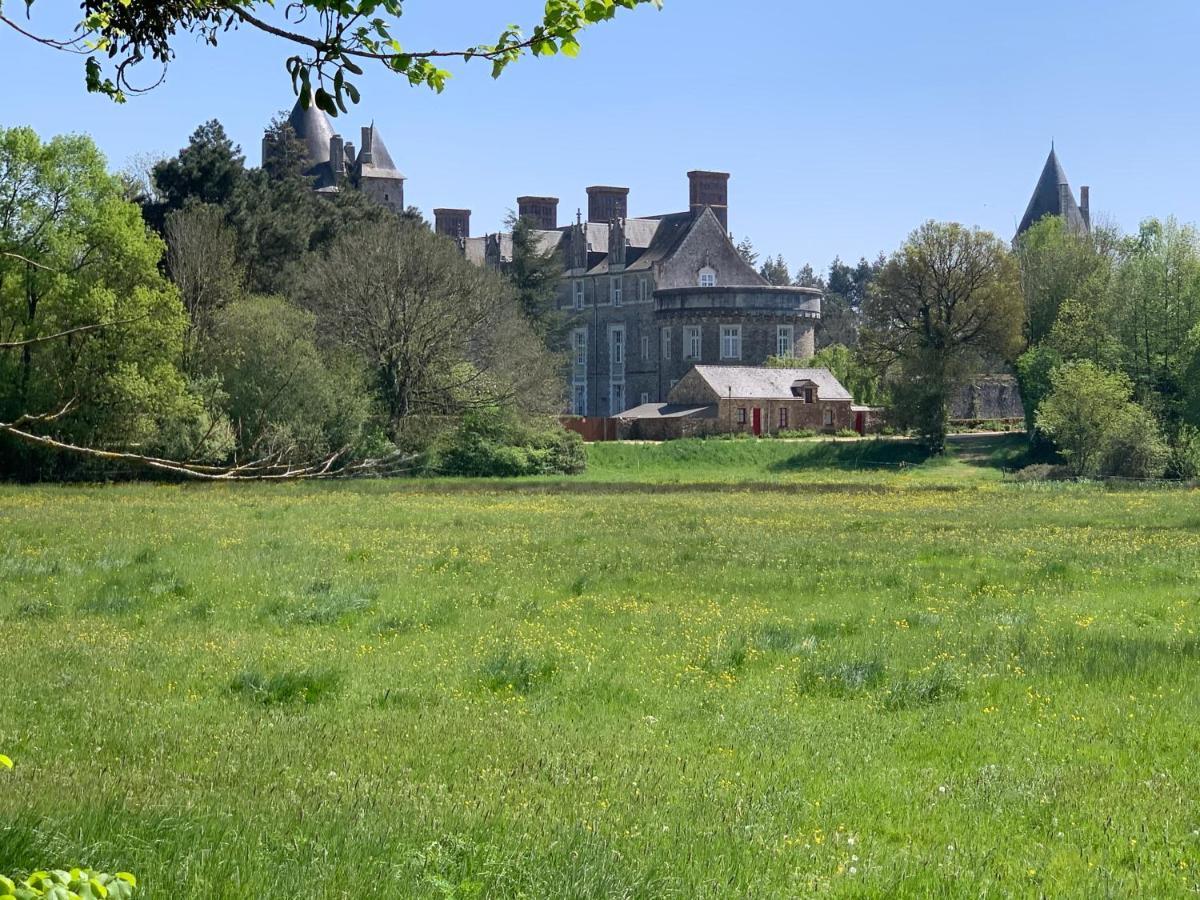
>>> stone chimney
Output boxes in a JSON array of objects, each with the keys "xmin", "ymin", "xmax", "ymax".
[
  {"xmin": 688, "ymin": 171, "xmax": 730, "ymax": 230},
  {"xmin": 586, "ymin": 186, "xmax": 629, "ymax": 224},
  {"xmin": 1080, "ymin": 185, "xmax": 1090, "ymax": 227},
  {"xmin": 330, "ymin": 134, "xmax": 345, "ymax": 178},
  {"xmin": 344, "ymin": 142, "xmax": 356, "ymax": 167},
  {"xmin": 434, "ymin": 208, "xmax": 471, "ymax": 238},
  {"xmin": 359, "ymin": 126, "xmax": 374, "ymax": 165},
  {"xmin": 517, "ymin": 196, "xmax": 559, "ymax": 230}
]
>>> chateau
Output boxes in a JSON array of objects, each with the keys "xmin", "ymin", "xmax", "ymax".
[{"xmin": 265, "ymin": 99, "xmax": 1089, "ymax": 418}]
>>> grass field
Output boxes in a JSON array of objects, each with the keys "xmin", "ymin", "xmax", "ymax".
[{"xmin": 3, "ymin": 436, "xmax": 1200, "ymax": 897}]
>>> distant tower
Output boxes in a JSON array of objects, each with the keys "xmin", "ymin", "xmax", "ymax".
[
  {"xmin": 1016, "ymin": 146, "xmax": 1090, "ymax": 239},
  {"xmin": 354, "ymin": 123, "xmax": 406, "ymax": 215}
]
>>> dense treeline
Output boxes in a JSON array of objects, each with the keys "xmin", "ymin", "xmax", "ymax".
[
  {"xmin": 0, "ymin": 121, "xmax": 577, "ymax": 480},
  {"xmin": 751, "ymin": 214, "xmax": 1200, "ymax": 475}
]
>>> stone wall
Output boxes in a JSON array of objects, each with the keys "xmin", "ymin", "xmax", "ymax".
[{"xmin": 950, "ymin": 375, "xmax": 1024, "ymax": 420}]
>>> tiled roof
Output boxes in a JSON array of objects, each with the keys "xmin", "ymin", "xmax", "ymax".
[
  {"xmin": 690, "ymin": 365, "xmax": 853, "ymax": 401},
  {"xmin": 359, "ymin": 124, "xmax": 404, "ymax": 181}
]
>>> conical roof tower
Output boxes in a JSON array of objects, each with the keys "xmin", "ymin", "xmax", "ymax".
[{"xmin": 1017, "ymin": 146, "xmax": 1090, "ymax": 237}]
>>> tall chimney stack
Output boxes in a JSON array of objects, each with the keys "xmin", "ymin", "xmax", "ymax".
[
  {"xmin": 434, "ymin": 208, "xmax": 471, "ymax": 238},
  {"xmin": 688, "ymin": 170, "xmax": 730, "ymax": 230},
  {"xmin": 359, "ymin": 126, "xmax": 374, "ymax": 165},
  {"xmin": 586, "ymin": 186, "xmax": 629, "ymax": 224},
  {"xmin": 517, "ymin": 196, "xmax": 560, "ymax": 230},
  {"xmin": 1080, "ymin": 185, "xmax": 1090, "ymax": 227},
  {"xmin": 330, "ymin": 134, "xmax": 345, "ymax": 178}
]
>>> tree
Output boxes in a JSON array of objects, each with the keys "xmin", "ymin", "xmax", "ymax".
[
  {"xmin": 759, "ymin": 254, "xmax": 790, "ymax": 286},
  {"xmin": 202, "ymin": 295, "xmax": 370, "ymax": 460},
  {"xmin": 1036, "ymin": 360, "xmax": 1168, "ymax": 478},
  {"xmin": 817, "ymin": 256, "xmax": 878, "ymax": 350},
  {"xmin": 5, "ymin": 1, "xmax": 660, "ymax": 107},
  {"xmin": 506, "ymin": 213, "xmax": 566, "ymax": 345},
  {"xmin": 150, "ymin": 120, "xmax": 246, "ymax": 223},
  {"xmin": 735, "ymin": 236, "xmax": 759, "ymax": 268},
  {"xmin": 298, "ymin": 220, "xmax": 562, "ymax": 444},
  {"xmin": 793, "ymin": 263, "xmax": 825, "ymax": 289},
  {"xmin": 860, "ymin": 221, "xmax": 1023, "ymax": 451},
  {"xmin": 1014, "ymin": 215, "xmax": 1114, "ymax": 345},
  {"xmin": 164, "ymin": 203, "xmax": 243, "ymax": 364},
  {"xmin": 0, "ymin": 126, "xmax": 222, "ymax": 477}
]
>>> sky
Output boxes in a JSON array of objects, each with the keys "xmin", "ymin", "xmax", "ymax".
[{"xmin": 2, "ymin": 0, "xmax": 1199, "ymax": 271}]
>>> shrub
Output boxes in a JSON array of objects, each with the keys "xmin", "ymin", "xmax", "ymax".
[
  {"xmin": 479, "ymin": 648, "xmax": 555, "ymax": 693},
  {"xmin": 230, "ymin": 668, "xmax": 340, "ymax": 705},
  {"xmin": 1009, "ymin": 463, "xmax": 1071, "ymax": 482},
  {"xmin": 0, "ymin": 870, "xmax": 137, "ymax": 900},
  {"xmin": 1036, "ymin": 361, "xmax": 1168, "ymax": 478},
  {"xmin": 883, "ymin": 665, "xmax": 963, "ymax": 710},
  {"xmin": 798, "ymin": 659, "xmax": 886, "ymax": 697},
  {"xmin": 1169, "ymin": 425, "xmax": 1200, "ymax": 479},
  {"xmin": 434, "ymin": 408, "xmax": 585, "ymax": 477}
]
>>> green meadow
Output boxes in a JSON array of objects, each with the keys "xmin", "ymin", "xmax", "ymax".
[{"xmin": 3, "ymin": 437, "xmax": 1200, "ymax": 897}]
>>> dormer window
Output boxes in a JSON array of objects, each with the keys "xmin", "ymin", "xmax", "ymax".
[
  {"xmin": 698, "ymin": 266, "xmax": 717, "ymax": 287},
  {"xmin": 791, "ymin": 379, "xmax": 817, "ymax": 403}
]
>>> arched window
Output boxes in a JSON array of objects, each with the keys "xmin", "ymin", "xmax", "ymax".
[{"xmin": 698, "ymin": 266, "xmax": 717, "ymax": 287}]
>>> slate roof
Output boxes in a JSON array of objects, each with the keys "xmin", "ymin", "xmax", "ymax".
[
  {"xmin": 688, "ymin": 366, "xmax": 853, "ymax": 401},
  {"xmin": 287, "ymin": 97, "xmax": 337, "ymax": 187},
  {"xmin": 615, "ymin": 403, "xmax": 717, "ymax": 420},
  {"xmin": 359, "ymin": 123, "xmax": 404, "ymax": 181},
  {"xmin": 1017, "ymin": 147, "xmax": 1088, "ymax": 236},
  {"xmin": 586, "ymin": 212, "xmax": 694, "ymax": 274}
]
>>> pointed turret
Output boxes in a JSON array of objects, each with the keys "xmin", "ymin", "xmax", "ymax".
[
  {"xmin": 1017, "ymin": 146, "xmax": 1090, "ymax": 238},
  {"xmin": 354, "ymin": 122, "xmax": 405, "ymax": 214}
]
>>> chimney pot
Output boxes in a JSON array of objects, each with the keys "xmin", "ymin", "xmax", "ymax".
[
  {"xmin": 359, "ymin": 126, "xmax": 374, "ymax": 165},
  {"xmin": 330, "ymin": 134, "xmax": 345, "ymax": 177}
]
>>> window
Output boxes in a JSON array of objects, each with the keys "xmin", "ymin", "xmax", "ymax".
[
  {"xmin": 610, "ymin": 382, "xmax": 625, "ymax": 415},
  {"xmin": 685, "ymin": 326, "xmax": 701, "ymax": 360},
  {"xmin": 777, "ymin": 325, "xmax": 795, "ymax": 358},
  {"xmin": 640, "ymin": 392, "xmax": 650, "ymax": 405},
  {"xmin": 609, "ymin": 325, "xmax": 625, "ymax": 368},
  {"xmin": 823, "ymin": 408, "xmax": 834, "ymax": 427},
  {"xmin": 720, "ymin": 325, "xmax": 741, "ymax": 360},
  {"xmin": 698, "ymin": 266, "xmax": 717, "ymax": 287},
  {"xmin": 573, "ymin": 279, "xmax": 584, "ymax": 310},
  {"xmin": 638, "ymin": 279, "xmax": 649, "ymax": 302},
  {"xmin": 779, "ymin": 407, "xmax": 789, "ymax": 429},
  {"xmin": 641, "ymin": 334, "xmax": 650, "ymax": 361},
  {"xmin": 571, "ymin": 328, "xmax": 588, "ymax": 415},
  {"xmin": 611, "ymin": 277, "xmax": 622, "ymax": 307},
  {"xmin": 805, "ymin": 388, "xmax": 814, "ymax": 404},
  {"xmin": 737, "ymin": 407, "xmax": 747, "ymax": 425},
  {"xmin": 661, "ymin": 327, "xmax": 671, "ymax": 361},
  {"xmin": 573, "ymin": 328, "xmax": 587, "ymax": 366}
]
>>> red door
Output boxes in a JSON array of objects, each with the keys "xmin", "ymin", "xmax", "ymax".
[
  {"xmin": 752, "ymin": 407, "xmax": 762, "ymax": 436},
  {"xmin": 854, "ymin": 411, "xmax": 865, "ymax": 435}
]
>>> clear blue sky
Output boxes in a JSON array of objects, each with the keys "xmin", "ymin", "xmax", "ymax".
[{"xmin": 3, "ymin": 0, "xmax": 1198, "ymax": 271}]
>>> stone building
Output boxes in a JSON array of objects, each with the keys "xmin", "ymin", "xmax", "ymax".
[
  {"xmin": 617, "ymin": 365, "xmax": 869, "ymax": 439},
  {"xmin": 445, "ymin": 172, "xmax": 822, "ymax": 416},
  {"xmin": 263, "ymin": 97, "xmax": 407, "ymax": 216},
  {"xmin": 1016, "ymin": 146, "xmax": 1090, "ymax": 239}
]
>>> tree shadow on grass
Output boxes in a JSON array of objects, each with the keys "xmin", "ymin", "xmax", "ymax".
[{"xmin": 766, "ymin": 439, "xmax": 931, "ymax": 473}]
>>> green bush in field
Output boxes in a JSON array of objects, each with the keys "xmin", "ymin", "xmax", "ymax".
[
  {"xmin": 434, "ymin": 407, "xmax": 585, "ymax": 477},
  {"xmin": 0, "ymin": 869, "xmax": 137, "ymax": 900}
]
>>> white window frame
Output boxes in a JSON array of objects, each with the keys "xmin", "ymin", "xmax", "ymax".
[
  {"xmin": 571, "ymin": 327, "xmax": 588, "ymax": 415},
  {"xmin": 573, "ymin": 279, "xmax": 584, "ymax": 310},
  {"xmin": 661, "ymin": 327, "xmax": 671, "ymax": 361},
  {"xmin": 641, "ymin": 334, "xmax": 650, "ymax": 361},
  {"xmin": 640, "ymin": 392, "xmax": 650, "ymax": 405},
  {"xmin": 698, "ymin": 267, "xmax": 717, "ymax": 288},
  {"xmin": 777, "ymin": 324, "xmax": 795, "ymax": 358},
  {"xmin": 685, "ymin": 325, "xmax": 701, "ymax": 360},
  {"xmin": 611, "ymin": 277, "xmax": 622, "ymax": 307},
  {"xmin": 720, "ymin": 324, "xmax": 741, "ymax": 360},
  {"xmin": 639, "ymin": 279, "xmax": 649, "ymax": 302},
  {"xmin": 610, "ymin": 381, "xmax": 626, "ymax": 415},
  {"xmin": 823, "ymin": 408, "xmax": 834, "ymax": 427},
  {"xmin": 609, "ymin": 324, "xmax": 625, "ymax": 371}
]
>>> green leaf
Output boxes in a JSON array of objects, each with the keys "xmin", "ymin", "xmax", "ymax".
[{"xmin": 0, "ymin": 755, "xmax": 12, "ymax": 769}]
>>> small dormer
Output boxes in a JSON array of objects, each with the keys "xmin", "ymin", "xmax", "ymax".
[
  {"xmin": 698, "ymin": 265, "xmax": 717, "ymax": 287},
  {"xmin": 791, "ymin": 379, "xmax": 818, "ymax": 403}
]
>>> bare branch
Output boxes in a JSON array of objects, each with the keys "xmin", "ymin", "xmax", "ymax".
[{"xmin": 0, "ymin": 314, "xmax": 151, "ymax": 350}]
